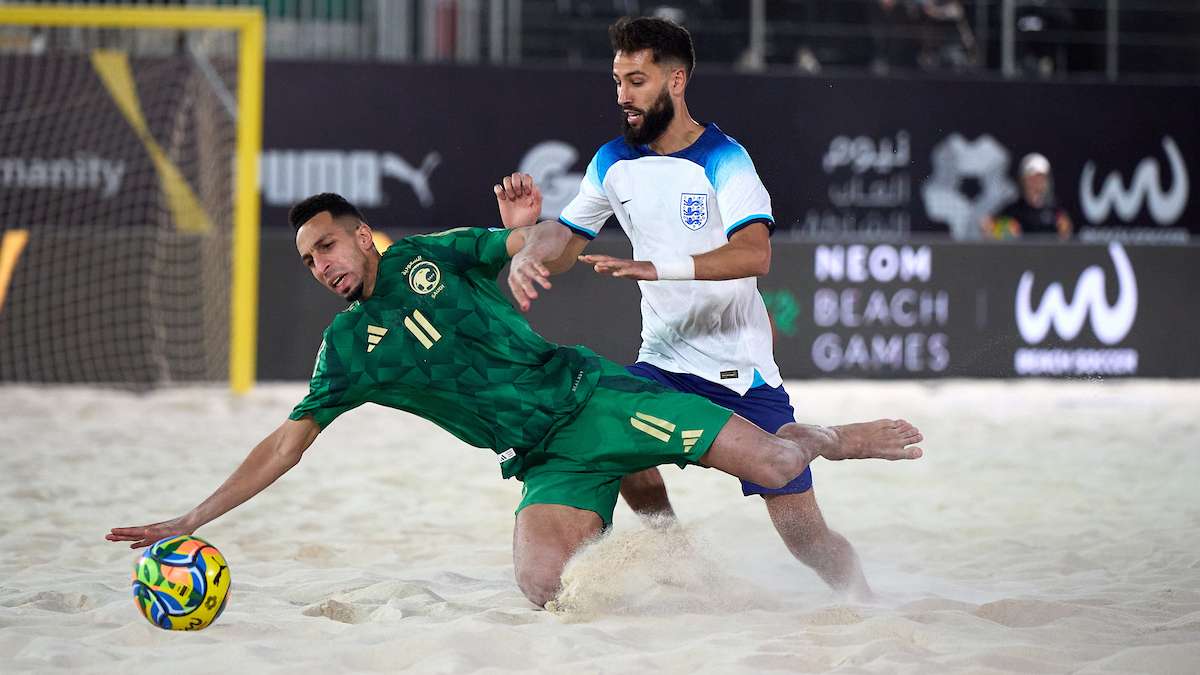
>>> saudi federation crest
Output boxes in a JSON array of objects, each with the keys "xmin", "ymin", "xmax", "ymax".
[
  {"xmin": 408, "ymin": 260, "xmax": 442, "ymax": 294},
  {"xmin": 680, "ymin": 193, "xmax": 708, "ymax": 230}
]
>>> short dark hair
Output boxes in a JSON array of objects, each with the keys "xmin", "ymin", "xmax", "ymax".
[
  {"xmin": 288, "ymin": 192, "xmax": 365, "ymax": 231},
  {"xmin": 609, "ymin": 16, "xmax": 696, "ymax": 77}
]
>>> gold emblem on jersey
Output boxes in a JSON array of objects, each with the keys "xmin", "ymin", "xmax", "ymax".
[{"xmin": 406, "ymin": 258, "xmax": 443, "ymax": 296}]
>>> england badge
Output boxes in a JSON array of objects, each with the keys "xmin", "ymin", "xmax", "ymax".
[{"xmin": 680, "ymin": 193, "xmax": 708, "ymax": 230}]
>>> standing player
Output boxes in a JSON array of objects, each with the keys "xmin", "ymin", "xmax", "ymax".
[
  {"xmin": 495, "ymin": 16, "xmax": 875, "ymax": 597},
  {"xmin": 108, "ymin": 193, "xmax": 923, "ymax": 608}
]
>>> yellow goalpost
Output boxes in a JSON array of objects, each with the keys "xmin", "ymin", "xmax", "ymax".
[{"xmin": 0, "ymin": 4, "xmax": 264, "ymax": 393}]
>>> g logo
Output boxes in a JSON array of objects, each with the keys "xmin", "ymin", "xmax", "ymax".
[{"xmin": 408, "ymin": 261, "xmax": 441, "ymax": 295}]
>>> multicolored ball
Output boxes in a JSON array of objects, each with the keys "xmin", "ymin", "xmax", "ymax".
[{"xmin": 131, "ymin": 535, "xmax": 230, "ymax": 631}]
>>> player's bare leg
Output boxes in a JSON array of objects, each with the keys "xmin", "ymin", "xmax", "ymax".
[
  {"xmin": 512, "ymin": 504, "xmax": 603, "ymax": 607},
  {"xmin": 700, "ymin": 416, "xmax": 923, "ymax": 489},
  {"xmin": 621, "ymin": 427, "xmax": 877, "ymax": 598},
  {"xmin": 763, "ymin": 490, "xmax": 873, "ymax": 601},
  {"xmin": 619, "ymin": 467, "xmax": 677, "ymax": 522},
  {"xmin": 696, "ymin": 416, "xmax": 916, "ymax": 599}
]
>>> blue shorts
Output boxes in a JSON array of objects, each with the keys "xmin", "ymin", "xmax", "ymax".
[{"xmin": 626, "ymin": 362, "xmax": 813, "ymax": 496}]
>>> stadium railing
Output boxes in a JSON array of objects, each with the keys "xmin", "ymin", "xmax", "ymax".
[{"xmin": 7, "ymin": 0, "xmax": 1197, "ymax": 81}]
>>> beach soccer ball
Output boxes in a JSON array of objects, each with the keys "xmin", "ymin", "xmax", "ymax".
[{"xmin": 131, "ymin": 535, "xmax": 231, "ymax": 631}]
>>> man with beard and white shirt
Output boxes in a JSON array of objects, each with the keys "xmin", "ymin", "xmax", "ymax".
[{"xmin": 495, "ymin": 16, "xmax": 875, "ymax": 598}]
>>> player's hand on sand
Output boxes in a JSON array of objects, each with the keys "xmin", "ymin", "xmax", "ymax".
[
  {"xmin": 823, "ymin": 419, "xmax": 923, "ymax": 461},
  {"xmin": 508, "ymin": 249, "xmax": 553, "ymax": 312},
  {"xmin": 106, "ymin": 516, "xmax": 195, "ymax": 549},
  {"xmin": 579, "ymin": 255, "xmax": 658, "ymax": 281},
  {"xmin": 493, "ymin": 172, "xmax": 542, "ymax": 229}
]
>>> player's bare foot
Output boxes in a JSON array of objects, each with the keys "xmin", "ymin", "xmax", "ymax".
[{"xmin": 824, "ymin": 419, "xmax": 923, "ymax": 461}]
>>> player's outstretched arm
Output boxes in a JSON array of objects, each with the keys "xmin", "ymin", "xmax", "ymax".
[
  {"xmin": 495, "ymin": 171, "xmax": 591, "ymax": 275},
  {"xmin": 105, "ymin": 418, "xmax": 321, "ymax": 549},
  {"xmin": 505, "ymin": 220, "xmax": 589, "ymax": 312},
  {"xmin": 581, "ymin": 221, "xmax": 772, "ymax": 282}
]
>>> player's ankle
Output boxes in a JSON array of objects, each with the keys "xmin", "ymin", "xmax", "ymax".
[{"xmin": 824, "ymin": 425, "xmax": 845, "ymax": 460}]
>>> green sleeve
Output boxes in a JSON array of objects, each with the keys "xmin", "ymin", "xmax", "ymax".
[
  {"xmin": 289, "ymin": 326, "xmax": 364, "ymax": 428},
  {"xmin": 411, "ymin": 227, "xmax": 513, "ymax": 278}
]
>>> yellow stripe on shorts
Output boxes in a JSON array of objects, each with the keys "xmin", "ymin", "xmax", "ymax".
[
  {"xmin": 634, "ymin": 411, "xmax": 675, "ymax": 432},
  {"xmin": 630, "ymin": 417, "xmax": 671, "ymax": 443}
]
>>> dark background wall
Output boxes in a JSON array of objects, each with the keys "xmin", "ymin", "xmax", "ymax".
[{"xmin": 261, "ymin": 61, "xmax": 1200, "ymax": 242}]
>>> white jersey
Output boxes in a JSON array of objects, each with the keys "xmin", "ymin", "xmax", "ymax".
[{"xmin": 559, "ymin": 123, "xmax": 780, "ymax": 395}]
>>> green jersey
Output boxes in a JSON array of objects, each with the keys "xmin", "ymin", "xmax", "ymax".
[{"xmin": 289, "ymin": 227, "xmax": 601, "ymax": 456}]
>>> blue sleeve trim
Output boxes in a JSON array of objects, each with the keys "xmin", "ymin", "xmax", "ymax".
[
  {"xmin": 594, "ymin": 137, "xmax": 634, "ymax": 186},
  {"xmin": 557, "ymin": 216, "xmax": 597, "ymax": 240},
  {"xmin": 725, "ymin": 214, "xmax": 774, "ymax": 239},
  {"xmin": 705, "ymin": 140, "xmax": 758, "ymax": 192},
  {"xmin": 584, "ymin": 155, "xmax": 603, "ymax": 190}
]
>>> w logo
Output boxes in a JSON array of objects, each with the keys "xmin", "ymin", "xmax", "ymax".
[
  {"xmin": 1080, "ymin": 137, "xmax": 1188, "ymax": 225},
  {"xmin": 1016, "ymin": 243, "xmax": 1137, "ymax": 345}
]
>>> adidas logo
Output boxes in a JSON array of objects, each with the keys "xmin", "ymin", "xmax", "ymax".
[
  {"xmin": 367, "ymin": 324, "xmax": 388, "ymax": 352},
  {"xmin": 628, "ymin": 412, "xmax": 704, "ymax": 453}
]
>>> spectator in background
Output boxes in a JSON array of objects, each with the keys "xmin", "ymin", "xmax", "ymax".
[
  {"xmin": 982, "ymin": 153, "xmax": 1074, "ymax": 240},
  {"xmin": 870, "ymin": 0, "xmax": 919, "ymax": 74},
  {"xmin": 1015, "ymin": 0, "xmax": 1075, "ymax": 78},
  {"xmin": 914, "ymin": 0, "xmax": 975, "ymax": 71},
  {"xmin": 871, "ymin": 0, "xmax": 974, "ymax": 73}
]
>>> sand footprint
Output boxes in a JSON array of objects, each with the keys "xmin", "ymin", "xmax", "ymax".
[
  {"xmin": 476, "ymin": 608, "xmax": 542, "ymax": 626},
  {"xmin": 974, "ymin": 598, "xmax": 1078, "ymax": 627},
  {"xmin": 4, "ymin": 591, "xmax": 94, "ymax": 613},
  {"xmin": 301, "ymin": 580, "xmax": 453, "ymax": 623},
  {"xmin": 798, "ymin": 605, "xmax": 866, "ymax": 626}
]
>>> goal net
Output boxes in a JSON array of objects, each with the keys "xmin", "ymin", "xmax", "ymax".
[{"xmin": 0, "ymin": 5, "xmax": 262, "ymax": 391}]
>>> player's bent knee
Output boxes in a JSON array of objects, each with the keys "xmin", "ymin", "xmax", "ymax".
[
  {"xmin": 765, "ymin": 447, "xmax": 806, "ymax": 489},
  {"xmin": 512, "ymin": 504, "xmax": 603, "ymax": 607},
  {"xmin": 515, "ymin": 566, "xmax": 561, "ymax": 608},
  {"xmin": 776, "ymin": 422, "xmax": 803, "ymax": 439}
]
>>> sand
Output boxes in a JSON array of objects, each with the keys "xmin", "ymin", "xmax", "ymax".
[{"xmin": 1, "ymin": 380, "xmax": 1198, "ymax": 674}]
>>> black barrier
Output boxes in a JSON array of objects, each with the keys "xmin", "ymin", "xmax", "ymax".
[
  {"xmin": 255, "ymin": 231, "xmax": 1200, "ymax": 381},
  {"xmin": 762, "ymin": 241, "xmax": 1200, "ymax": 378},
  {"xmin": 260, "ymin": 61, "xmax": 1199, "ymax": 243}
]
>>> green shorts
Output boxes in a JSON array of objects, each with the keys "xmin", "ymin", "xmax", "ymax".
[{"xmin": 512, "ymin": 358, "xmax": 734, "ymax": 527}]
